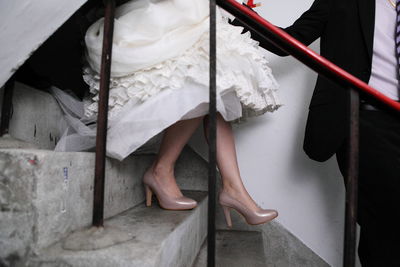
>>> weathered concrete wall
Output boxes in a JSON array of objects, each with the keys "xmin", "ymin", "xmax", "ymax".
[{"xmin": 0, "ymin": 0, "xmax": 87, "ymax": 87}]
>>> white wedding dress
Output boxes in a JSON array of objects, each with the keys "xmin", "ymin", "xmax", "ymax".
[{"xmin": 52, "ymin": 0, "xmax": 280, "ymax": 160}]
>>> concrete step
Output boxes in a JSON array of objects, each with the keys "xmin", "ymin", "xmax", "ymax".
[
  {"xmin": 214, "ymin": 205, "xmax": 330, "ymax": 267},
  {"xmin": 2, "ymin": 82, "xmax": 66, "ymax": 150},
  {"xmin": 0, "ymin": 146, "xmax": 208, "ymax": 266},
  {"xmin": 0, "ymin": 82, "xmax": 158, "ymax": 152},
  {"xmin": 193, "ymin": 230, "xmax": 267, "ymax": 267},
  {"xmin": 28, "ymin": 191, "xmax": 207, "ymax": 267},
  {"xmin": 0, "ymin": 149, "xmax": 152, "ymax": 259}
]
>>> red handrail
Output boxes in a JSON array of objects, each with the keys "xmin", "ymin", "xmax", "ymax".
[{"xmin": 219, "ymin": 0, "xmax": 400, "ymax": 112}]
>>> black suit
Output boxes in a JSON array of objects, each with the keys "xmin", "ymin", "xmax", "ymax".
[
  {"xmin": 234, "ymin": 0, "xmax": 400, "ymax": 266},
  {"xmin": 240, "ymin": 0, "xmax": 375, "ymax": 162}
]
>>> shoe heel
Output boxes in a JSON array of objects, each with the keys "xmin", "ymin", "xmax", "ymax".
[
  {"xmin": 145, "ymin": 185, "xmax": 152, "ymax": 207},
  {"xmin": 222, "ymin": 206, "xmax": 233, "ymax": 228}
]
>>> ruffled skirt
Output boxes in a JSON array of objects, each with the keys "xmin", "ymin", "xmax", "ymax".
[{"xmin": 53, "ymin": 0, "xmax": 281, "ymax": 160}]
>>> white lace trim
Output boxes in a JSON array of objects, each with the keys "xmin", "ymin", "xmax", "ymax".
[{"xmin": 83, "ymin": 19, "xmax": 281, "ymax": 120}]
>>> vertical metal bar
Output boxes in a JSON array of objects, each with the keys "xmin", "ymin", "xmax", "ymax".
[
  {"xmin": 343, "ymin": 89, "xmax": 359, "ymax": 267},
  {"xmin": 92, "ymin": 0, "xmax": 115, "ymax": 227},
  {"xmin": 207, "ymin": 0, "xmax": 217, "ymax": 266},
  {"xmin": 0, "ymin": 76, "xmax": 15, "ymax": 136}
]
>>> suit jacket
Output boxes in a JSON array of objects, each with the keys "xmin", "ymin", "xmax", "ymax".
[{"xmin": 234, "ymin": 0, "xmax": 375, "ymax": 162}]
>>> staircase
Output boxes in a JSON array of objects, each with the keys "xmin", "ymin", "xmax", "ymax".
[
  {"xmin": 0, "ymin": 84, "xmax": 330, "ymax": 267},
  {"xmin": 0, "ymin": 83, "xmax": 207, "ymax": 266},
  {"xmin": 1, "ymin": 2, "xmax": 331, "ymax": 266}
]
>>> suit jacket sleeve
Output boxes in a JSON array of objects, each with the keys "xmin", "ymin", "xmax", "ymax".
[{"xmin": 231, "ymin": 0, "xmax": 333, "ymax": 56}]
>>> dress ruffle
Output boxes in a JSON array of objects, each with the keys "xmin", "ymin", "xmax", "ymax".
[
  {"xmin": 83, "ymin": 16, "xmax": 280, "ymax": 121},
  {"xmin": 53, "ymin": 1, "xmax": 282, "ymax": 160}
]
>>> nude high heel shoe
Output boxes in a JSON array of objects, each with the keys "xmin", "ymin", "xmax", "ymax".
[
  {"xmin": 219, "ymin": 191, "xmax": 278, "ymax": 228},
  {"xmin": 143, "ymin": 169, "xmax": 197, "ymax": 210}
]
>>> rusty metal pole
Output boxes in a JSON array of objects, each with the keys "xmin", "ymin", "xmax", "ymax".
[
  {"xmin": 208, "ymin": 0, "xmax": 217, "ymax": 266},
  {"xmin": 0, "ymin": 76, "xmax": 15, "ymax": 136},
  {"xmin": 92, "ymin": 0, "xmax": 115, "ymax": 227},
  {"xmin": 343, "ymin": 89, "xmax": 359, "ymax": 267}
]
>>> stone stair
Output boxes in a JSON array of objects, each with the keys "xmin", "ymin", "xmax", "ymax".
[
  {"xmin": 1, "ymin": 83, "xmax": 331, "ymax": 266},
  {"xmin": 0, "ymin": 83, "xmax": 210, "ymax": 265},
  {"xmin": 0, "ymin": 149, "xmax": 152, "ymax": 256},
  {"xmin": 6, "ymin": 83, "xmax": 66, "ymax": 149},
  {"xmin": 193, "ymin": 230, "xmax": 267, "ymax": 267},
  {"xmin": 28, "ymin": 191, "xmax": 208, "ymax": 267},
  {"xmin": 0, "ymin": 145, "xmax": 209, "ymax": 267}
]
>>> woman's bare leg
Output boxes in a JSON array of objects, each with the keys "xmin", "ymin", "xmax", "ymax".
[
  {"xmin": 206, "ymin": 114, "xmax": 260, "ymax": 211},
  {"xmin": 149, "ymin": 116, "xmax": 204, "ymax": 198}
]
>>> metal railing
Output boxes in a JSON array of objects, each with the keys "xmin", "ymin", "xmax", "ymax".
[
  {"xmin": 92, "ymin": 0, "xmax": 115, "ymax": 228},
  {"xmin": 215, "ymin": 1, "xmax": 400, "ymax": 267},
  {"xmin": 208, "ymin": 1, "xmax": 217, "ymax": 266}
]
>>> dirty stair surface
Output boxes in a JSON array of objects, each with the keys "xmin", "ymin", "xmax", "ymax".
[
  {"xmin": 29, "ymin": 191, "xmax": 207, "ymax": 267},
  {"xmin": 193, "ymin": 230, "xmax": 266, "ymax": 267}
]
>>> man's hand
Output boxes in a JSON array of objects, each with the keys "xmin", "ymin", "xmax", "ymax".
[{"xmin": 246, "ymin": 0, "xmax": 261, "ymax": 8}]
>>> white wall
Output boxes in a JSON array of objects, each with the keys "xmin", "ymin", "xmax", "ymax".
[
  {"xmin": 190, "ymin": 1, "xmax": 346, "ymax": 266},
  {"xmin": 243, "ymin": 2, "xmax": 345, "ymax": 266},
  {"xmin": 0, "ymin": 0, "xmax": 87, "ymax": 88}
]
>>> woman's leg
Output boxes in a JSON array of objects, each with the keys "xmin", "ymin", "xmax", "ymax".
[
  {"xmin": 206, "ymin": 114, "xmax": 260, "ymax": 211},
  {"xmin": 149, "ymin": 116, "xmax": 204, "ymax": 198}
]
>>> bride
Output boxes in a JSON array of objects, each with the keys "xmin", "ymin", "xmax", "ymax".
[{"xmin": 53, "ymin": 0, "xmax": 279, "ymax": 227}]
